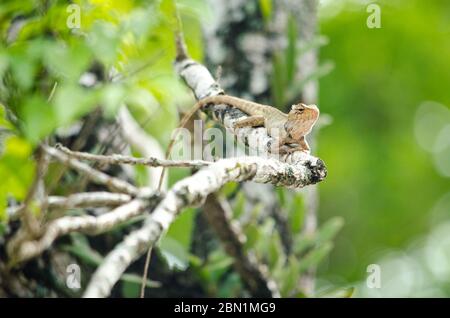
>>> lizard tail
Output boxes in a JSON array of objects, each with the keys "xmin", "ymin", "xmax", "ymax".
[{"xmin": 156, "ymin": 98, "xmax": 209, "ymax": 191}]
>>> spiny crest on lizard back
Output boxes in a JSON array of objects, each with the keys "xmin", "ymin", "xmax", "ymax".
[{"xmin": 286, "ymin": 103, "xmax": 320, "ymax": 138}]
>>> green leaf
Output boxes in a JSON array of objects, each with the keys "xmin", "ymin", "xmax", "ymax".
[
  {"xmin": 87, "ymin": 22, "xmax": 120, "ymax": 66},
  {"xmin": 275, "ymin": 187, "xmax": 287, "ymax": 207},
  {"xmin": 297, "ymin": 35, "xmax": 329, "ymax": 57},
  {"xmin": 285, "ymin": 61, "xmax": 334, "ymax": 103},
  {"xmin": 298, "ymin": 242, "xmax": 333, "ymax": 273},
  {"xmin": 0, "ymin": 192, "xmax": 7, "ymax": 223},
  {"xmin": 124, "ymin": 86, "xmax": 159, "ymax": 116},
  {"xmin": 233, "ymin": 192, "xmax": 246, "ymax": 219},
  {"xmin": 160, "ymin": 0, "xmax": 178, "ymax": 27},
  {"xmin": 43, "ymin": 41, "xmax": 91, "ymax": 80},
  {"xmin": 271, "ymin": 53, "xmax": 286, "ymax": 107},
  {"xmin": 121, "ymin": 273, "xmax": 161, "ymax": 289},
  {"xmin": 221, "ymin": 181, "xmax": 238, "ymax": 197},
  {"xmin": 293, "ymin": 235, "xmax": 315, "ymax": 256},
  {"xmin": 0, "ymin": 50, "xmax": 9, "ymax": 82},
  {"xmin": 204, "ymin": 250, "xmax": 234, "ymax": 284},
  {"xmin": 63, "ymin": 233, "xmax": 161, "ymax": 291},
  {"xmin": 244, "ymin": 224, "xmax": 260, "ymax": 250},
  {"xmin": 0, "ymin": 135, "xmax": 35, "ymax": 203},
  {"xmin": 254, "ymin": 218, "xmax": 276, "ymax": 258},
  {"xmin": 100, "ymin": 83, "xmax": 126, "ymax": 118},
  {"xmin": 316, "ymin": 217, "xmax": 344, "ymax": 244},
  {"xmin": 292, "ymin": 217, "xmax": 343, "ymax": 256},
  {"xmin": 288, "ymin": 193, "xmax": 305, "ymax": 233},
  {"xmin": 52, "ymin": 84, "xmax": 97, "ymax": 126},
  {"xmin": 0, "ymin": 103, "xmax": 13, "ymax": 130},
  {"xmin": 8, "ymin": 47, "xmax": 39, "ymax": 90},
  {"xmin": 20, "ymin": 95, "xmax": 57, "ymax": 144},
  {"xmin": 124, "ymin": 7, "xmax": 159, "ymax": 41},
  {"xmin": 133, "ymin": 163, "xmax": 149, "ymax": 187},
  {"xmin": 121, "ymin": 279, "xmax": 141, "ymax": 298},
  {"xmin": 0, "ymin": 221, "xmax": 6, "ymax": 236},
  {"xmin": 159, "ymin": 235, "xmax": 190, "ymax": 270},
  {"xmin": 165, "ymin": 207, "xmax": 195, "ymax": 250},
  {"xmin": 217, "ymin": 273, "xmax": 242, "ymax": 298},
  {"xmin": 316, "ymin": 286, "xmax": 355, "ymax": 298},
  {"xmin": 258, "ymin": 0, "xmax": 272, "ymax": 24},
  {"xmin": 1, "ymin": 134, "xmax": 33, "ymax": 159},
  {"xmin": 62, "ymin": 234, "xmax": 104, "ymax": 266},
  {"xmin": 279, "ymin": 256, "xmax": 301, "ymax": 296},
  {"xmin": 159, "ymin": 208, "xmax": 196, "ymax": 270},
  {"xmin": 285, "ymin": 15, "xmax": 297, "ymax": 84},
  {"xmin": 267, "ymin": 232, "xmax": 285, "ymax": 269}
]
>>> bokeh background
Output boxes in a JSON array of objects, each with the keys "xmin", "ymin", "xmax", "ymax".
[{"xmin": 317, "ymin": 0, "xmax": 450, "ymax": 296}]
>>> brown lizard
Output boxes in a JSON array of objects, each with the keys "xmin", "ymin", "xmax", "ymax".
[{"xmin": 157, "ymin": 95, "xmax": 320, "ymax": 190}]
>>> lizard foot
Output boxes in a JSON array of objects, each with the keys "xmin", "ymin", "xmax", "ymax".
[{"xmin": 281, "ymin": 146, "xmax": 310, "ymax": 156}]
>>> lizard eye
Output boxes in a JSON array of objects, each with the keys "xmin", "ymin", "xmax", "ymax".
[{"xmin": 291, "ymin": 104, "xmax": 306, "ymax": 113}]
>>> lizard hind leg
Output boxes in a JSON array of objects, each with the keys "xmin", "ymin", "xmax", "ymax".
[{"xmin": 233, "ymin": 115, "xmax": 265, "ymax": 129}]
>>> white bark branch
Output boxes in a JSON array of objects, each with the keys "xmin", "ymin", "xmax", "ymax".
[
  {"xmin": 47, "ymin": 192, "xmax": 132, "ymax": 209},
  {"xmin": 83, "ymin": 155, "xmax": 325, "ymax": 297},
  {"xmin": 55, "ymin": 144, "xmax": 211, "ymax": 168},
  {"xmin": 42, "ymin": 145, "xmax": 140, "ymax": 196},
  {"xmin": 13, "ymin": 194, "xmax": 158, "ymax": 263},
  {"xmin": 7, "ymin": 192, "xmax": 132, "ymax": 221},
  {"xmin": 118, "ymin": 106, "xmax": 168, "ymax": 190}
]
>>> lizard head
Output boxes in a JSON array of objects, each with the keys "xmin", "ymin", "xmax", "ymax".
[{"xmin": 286, "ymin": 103, "xmax": 320, "ymax": 138}]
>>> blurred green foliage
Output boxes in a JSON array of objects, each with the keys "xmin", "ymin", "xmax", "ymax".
[
  {"xmin": 0, "ymin": 0, "xmax": 207, "ymax": 295},
  {"xmin": 317, "ymin": 0, "xmax": 450, "ymax": 293},
  {"xmin": 0, "ymin": 0, "xmax": 203, "ymax": 208}
]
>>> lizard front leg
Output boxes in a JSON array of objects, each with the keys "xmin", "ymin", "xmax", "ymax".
[
  {"xmin": 298, "ymin": 136, "xmax": 310, "ymax": 152},
  {"xmin": 282, "ymin": 136, "xmax": 310, "ymax": 154},
  {"xmin": 269, "ymin": 137, "xmax": 290, "ymax": 154},
  {"xmin": 233, "ymin": 115, "xmax": 265, "ymax": 129}
]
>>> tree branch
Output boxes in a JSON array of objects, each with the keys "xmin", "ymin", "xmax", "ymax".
[
  {"xmin": 83, "ymin": 154, "xmax": 325, "ymax": 297},
  {"xmin": 55, "ymin": 144, "xmax": 211, "ymax": 168},
  {"xmin": 7, "ymin": 192, "xmax": 132, "ymax": 220},
  {"xmin": 118, "ymin": 106, "xmax": 168, "ymax": 190},
  {"xmin": 203, "ymin": 194, "xmax": 280, "ymax": 297},
  {"xmin": 46, "ymin": 192, "xmax": 133, "ymax": 209},
  {"xmin": 12, "ymin": 193, "xmax": 159, "ymax": 264},
  {"xmin": 42, "ymin": 145, "xmax": 140, "ymax": 196}
]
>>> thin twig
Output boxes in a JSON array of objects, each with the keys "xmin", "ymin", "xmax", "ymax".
[
  {"xmin": 7, "ymin": 192, "xmax": 132, "ymax": 220},
  {"xmin": 42, "ymin": 145, "xmax": 140, "ymax": 196},
  {"xmin": 118, "ymin": 106, "xmax": 167, "ymax": 190},
  {"xmin": 47, "ymin": 192, "xmax": 132, "ymax": 209},
  {"xmin": 55, "ymin": 144, "xmax": 211, "ymax": 168},
  {"xmin": 140, "ymin": 247, "xmax": 152, "ymax": 298}
]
